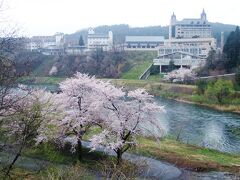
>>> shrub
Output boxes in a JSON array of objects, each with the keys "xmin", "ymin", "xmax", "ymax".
[
  {"xmin": 235, "ymin": 67, "xmax": 240, "ymax": 89},
  {"xmin": 41, "ymin": 166, "xmax": 91, "ymax": 180},
  {"xmin": 205, "ymin": 79, "xmax": 234, "ymax": 104},
  {"xmin": 98, "ymin": 159, "xmax": 146, "ymax": 179},
  {"xmin": 196, "ymin": 80, "xmax": 208, "ymax": 95}
]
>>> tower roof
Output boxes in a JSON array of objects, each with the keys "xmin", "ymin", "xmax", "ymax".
[
  {"xmin": 171, "ymin": 12, "xmax": 176, "ymax": 20},
  {"xmin": 201, "ymin": 8, "xmax": 207, "ymax": 20}
]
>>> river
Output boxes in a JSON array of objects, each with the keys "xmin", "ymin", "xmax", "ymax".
[
  {"xmin": 30, "ymin": 84, "xmax": 240, "ymax": 154},
  {"xmin": 155, "ymin": 97, "xmax": 240, "ymax": 154}
]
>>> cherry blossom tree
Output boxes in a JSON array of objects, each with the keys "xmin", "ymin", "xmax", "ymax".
[
  {"xmin": 163, "ymin": 68, "xmax": 196, "ymax": 83},
  {"xmin": 90, "ymin": 88, "xmax": 165, "ymax": 164},
  {"xmin": 37, "ymin": 72, "xmax": 165, "ymax": 164},
  {"xmin": 40, "ymin": 73, "xmax": 107, "ymax": 160},
  {"xmin": 3, "ymin": 88, "xmax": 58, "ymax": 176}
]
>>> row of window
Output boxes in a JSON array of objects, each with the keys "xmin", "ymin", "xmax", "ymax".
[
  {"xmin": 159, "ymin": 48, "xmax": 205, "ymax": 55},
  {"xmin": 176, "ymin": 24, "xmax": 211, "ymax": 27},
  {"xmin": 127, "ymin": 45, "xmax": 156, "ymax": 49}
]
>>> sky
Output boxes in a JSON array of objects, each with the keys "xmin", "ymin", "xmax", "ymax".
[{"xmin": 2, "ymin": 0, "xmax": 240, "ymax": 36}]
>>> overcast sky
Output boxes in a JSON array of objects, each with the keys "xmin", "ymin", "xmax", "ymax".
[{"xmin": 3, "ymin": 0, "xmax": 240, "ymax": 36}]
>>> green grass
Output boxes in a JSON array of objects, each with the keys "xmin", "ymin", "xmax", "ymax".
[
  {"xmin": 121, "ymin": 60, "xmax": 152, "ymax": 79},
  {"xmin": 19, "ymin": 76, "xmax": 66, "ymax": 85},
  {"xmin": 23, "ymin": 143, "xmax": 74, "ymax": 164},
  {"xmin": 111, "ymin": 78, "xmax": 240, "ymax": 113},
  {"xmin": 39, "ymin": 165, "xmax": 95, "ymax": 180},
  {"xmin": 82, "ymin": 126, "xmax": 240, "ymax": 173},
  {"xmin": 148, "ymin": 74, "xmax": 164, "ymax": 81},
  {"xmin": 6, "ymin": 127, "xmax": 240, "ymax": 177},
  {"xmin": 9, "ymin": 140, "xmax": 138, "ymax": 179},
  {"xmin": 121, "ymin": 51, "xmax": 157, "ymax": 79},
  {"xmin": 111, "ymin": 79, "xmax": 196, "ymax": 94},
  {"xmin": 136, "ymin": 137, "xmax": 240, "ymax": 172}
]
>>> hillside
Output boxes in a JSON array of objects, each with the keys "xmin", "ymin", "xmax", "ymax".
[
  {"xmin": 16, "ymin": 51, "xmax": 156, "ymax": 79},
  {"xmin": 121, "ymin": 51, "xmax": 157, "ymax": 79},
  {"xmin": 66, "ymin": 23, "xmax": 237, "ymax": 46}
]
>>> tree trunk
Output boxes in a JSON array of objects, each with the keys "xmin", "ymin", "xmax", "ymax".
[
  {"xmin": 77, "ymin": 139, "xmax": 82, "ymax": 161},
  {"xmin": 116, "ymin": 149, "xmax": 122, "ymax": 165},
  {"xmin": 5, "ymin": 146, "xmax": 23, "ymax": 177}
]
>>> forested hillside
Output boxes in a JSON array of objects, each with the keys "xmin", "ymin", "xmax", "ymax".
[
  {"xmin": 15, "ymin": 51, "xmax": 156, "ymax": 78},
  {"xmin": 66, "ymin": 23, "xmax": 237, "ymax": 45}
]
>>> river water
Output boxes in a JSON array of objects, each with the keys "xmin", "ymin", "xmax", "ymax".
[
  {"xmin": 155, "ymin": 97, "xmax": 240, "ymax": 154},
  {"xmin": 31, "ymin": 84, "xmax": 240, "ymax": 154}
]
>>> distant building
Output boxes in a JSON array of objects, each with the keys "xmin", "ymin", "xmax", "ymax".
[
  {"xmin": 158, "ymin": 38, "xmax": 216, "ymax": 58},
  {"xmin": 169, "ymin": 9, "xmax": 212, "ymax": 39},
  {"xmin": 124, "ymin": 36, "xmax": 165, "ymax": 51},
  {"xmin": 27, "ymin": 33, "xmax": 65, "ymax": 51},
  {"xmin": 154, "ymin": 52, "xmax": 206, "ymax": 73},
  {"xmin": 154, "ymin": 38, "xmax": 216, "ymax": 72},
  {"xmin": 26, "ymin": 36, "xmax": 55, "ymax": 51},
  {"xmin": 87, "ymin": 28, "xmax": 113, "ymax": 51},
  {"xmin": 26, "ymin": 33, "xmax": 65, "ymax": 55},
  {"xmin": 65, "ymin": 45, "xmax": 87, "ymax": 55},
  {"xmin": 153, "ymin": 10, "xmax": 217, "ymax": 72},
  {"xmin": 41, "ymin": 46, "xmax": 65, "ymax": 56}
]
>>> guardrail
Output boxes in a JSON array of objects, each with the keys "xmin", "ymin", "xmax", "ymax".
[
  {"xmin": 197, "ymin": 73, "xmax": 236, "ymax": 81},
  {"xmin": 139, "ymin": 64, "xmax": 153, "ymax": 80}
]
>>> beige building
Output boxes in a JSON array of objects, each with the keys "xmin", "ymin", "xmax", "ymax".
[
  {"xmin": 169, "ymin": 9, "xmax": 212, "ymax": 39},
  {"xmin": 153, "ymin": 10, "xmax": 217, "ymax": 72}
]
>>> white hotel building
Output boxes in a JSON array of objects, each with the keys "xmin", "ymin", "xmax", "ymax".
[
  {"xmin": 87, "ymin": 28, "xmax": 113, "ymax": 51},
  {"xmin": 153, "ymin": 10, "xmax": 217, "ymax": 72},
  {"xmin": 169, "ymin": 9, "xmax": 212, "ymax": 39}
]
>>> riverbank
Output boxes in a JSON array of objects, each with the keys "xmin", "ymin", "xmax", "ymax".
[
  {"xmin": 159, "ymin": 91, "xmax": 240, "ymax": 115},
  {"xmin": 84, "ymin": 127, "xmax": 240, "ymax": 174},
  {"xmin": 110, "ymin": 79, "xmax": 240, "ymax": 114},
  {"xmin": 136, "ymin": 137, "xmax": 240, "ymax": 174},
  {"xmin": 3, "ymin": 136, "xmax": 240, "ymax": 179}
]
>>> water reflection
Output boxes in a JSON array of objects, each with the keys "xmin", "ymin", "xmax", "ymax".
[
  {"xmin": 203, "ymin": 121, "xmax": 225, "ymax": 150},
  {"xmin": 155, "ymin": 97, "xmax": 240, "ymax": 153}
]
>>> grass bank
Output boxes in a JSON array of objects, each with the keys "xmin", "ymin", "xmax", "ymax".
[
  {"xmin": 19, "ymin": 76, "xmax": 66, "ymax": 85},
  {"xmin": 136, "ymin": 137, "xmax": 240, "ymax": 174},
  {"xmin": 2, "ymin": 142, "xmax": 137, "ymax": 179},
  {"xmin": 2, "ymin": 125, "xmax": 240, "ymax": 179},
  {"xmin": 110, "ymin": 79, "xmax": 240, "ymax": 114},
  {"xmin": 121, "ymin": 51, "xmax": 157, "ymax": 79},
  {"xmin": 83, "ymin": 127, "xmax": 240, "ymax": 174},
  {"xmin": 4, "ymin": 137, "xmax": 240, "ymax": 178}
]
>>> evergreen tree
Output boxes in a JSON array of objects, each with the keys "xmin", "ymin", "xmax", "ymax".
[
  {"xmin": 168, "ymin": 59, "xmax": 175, "ymax": 72},
  {"xmin": 223, "ymin": 26, "xmax": 240, "ymax": 70},
  {"xmin": 79, "ymin": 35, "xmax": 85, "ymax": 46}
]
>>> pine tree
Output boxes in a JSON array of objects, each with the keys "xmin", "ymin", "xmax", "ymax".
[
  {"xmin": 79, "ymin": 35, "xmax": 85, "ymax": 46},
  {"xmin": 223, "ymin": 26, "xmax": 240, "ymax": 70}
]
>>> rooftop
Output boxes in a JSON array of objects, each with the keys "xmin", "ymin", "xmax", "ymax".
[
  {"xmin": 176, "ymin": 18, "xmax": 209, "ymax": 25},
  {"xmin": 125, "ymin": 36, "xmax": 165, "ymax": 42}
]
